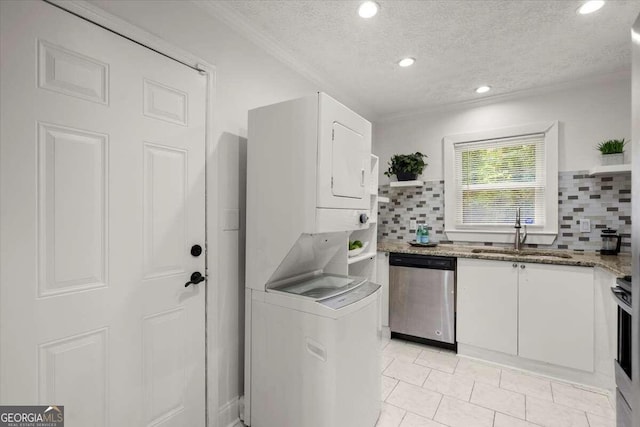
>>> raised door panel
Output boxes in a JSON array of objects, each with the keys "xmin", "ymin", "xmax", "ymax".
[
  {"xmin": 38, "ymin": 329, "xmax": 108, "ymax": 426},
  {"xmin": 38, "ymin": 123, "xmax": 108, "ymax": 297},
  {"xmin": 38, "ymin": 40, "xmax": 109, "ymax": 104},
  {"xmin": 457, "ymin": 258, "xmax": 518, "ymax": 355},
  {"xmin": 143, "ymin": 143, "xmax": 187, "ymax": 279},
  {"xmin": 518, "ymin": 263, "xmax": 594, "ymax": 371},
  {"xmin": 143, "ymin": 79, "xmax": 187, "ymax": 126},
  {"xmin": 143, "ymin": 308, "xmax": 187, "ymax": 426}
]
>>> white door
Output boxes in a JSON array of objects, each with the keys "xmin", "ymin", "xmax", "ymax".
[
  {"xmin": 518, "ymin": 263, "xmax": 594, "ymax": 371},
  {"xmin": 331, "ymin": 121, "xmax": 367, "ymax": 199},
  {"xmin": 316, "ymin": 93, "xmax": 371, "ymax": 210},
  {"xmin": 457, "ymin": 258, "xmax": 518, "ymax": 355},
  {"xmin": 0, "ymin": 2, "xmax": 207, "ymax": 426}
]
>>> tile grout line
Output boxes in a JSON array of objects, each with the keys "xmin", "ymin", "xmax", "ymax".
[
  {"xmin": 421, "ymin": 367, "xmax": 433, "ymax": 388},
  {"xmin": 431, "ymin": 392, "xmax": 445, "ymax": 423},
  {"xmin": 549, "ymin": 381, "xmax": 616, "ymax": 417},
  {"xmin": 384, "ymin": 339, "xmax": 615, "ymax": 426},
  {"xmin": 397, "ymin": 409, "xmax": 408, "ymax": 426},
  {"xmin": 465, "ymin": 387, "xmax": 528, "ymax": 422},
  {"xmin": 533, "ymin": 394, "xmax": 616, "ymax": 421},
  {"xmin": 384, "ymin": 377, "xmax": 401, "ymax": 403},
  {"xmin": 524, "ymin": 393, "xmax": 613, "ymax": 427}
]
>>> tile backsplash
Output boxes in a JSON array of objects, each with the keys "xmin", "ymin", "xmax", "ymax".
[{"xmin": 378, "ymin": 170, "xmax": 631, "ymax": 252}]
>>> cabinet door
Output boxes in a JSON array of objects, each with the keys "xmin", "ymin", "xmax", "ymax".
[
  {"xmin": 457, "ymin": 258, "xmax": 518, "ymax": 355},
  {"xmin": 518, "ymin": 263, "xmax": 594, "ymax": 371}
]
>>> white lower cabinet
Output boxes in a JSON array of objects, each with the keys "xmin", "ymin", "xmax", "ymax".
[
  {"xmin": 458, "ymin": 258, "xmax": 595, "ymax": 372},
  {"xmin": 457, "ymin": 258, "xmax": 518, "ymax": 355},
  {"xmin": 518, "ymin": 263, "xmax": 594, "ymax": 372}
]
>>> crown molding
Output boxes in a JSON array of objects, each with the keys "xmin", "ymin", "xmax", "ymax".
[
  {"xmin": 193, "ymin": 0, "xmax": 377, "ymax": 120},
  {"xmin": 378, "ymin": 68, "xmax": 631, "ymax": 123}
]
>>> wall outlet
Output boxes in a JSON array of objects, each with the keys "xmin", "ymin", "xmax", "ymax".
[
  {"xmin": 410, "ymin": 220, "xmax": 417, "ymax": 230},
  {"xmin": 580, "ymin": 219, "xmax": 591, "ymax": 233}
]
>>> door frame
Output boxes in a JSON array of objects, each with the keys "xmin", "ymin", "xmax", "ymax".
[{"xmin": 44, "ymin": 1, "xmax": 220, "ymax": 425}]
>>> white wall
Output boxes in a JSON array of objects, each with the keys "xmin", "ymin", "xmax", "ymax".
[
  {"xmin": 374, "ymin": 74, "xmax": 632, "ymax": 184},
  {"xmin": 630, "ymin": 14, "xmax": 640, "ymax": 423},
  {"xmin": 85, "ymin": 1, "xmax": 322, "ymax": 425}
]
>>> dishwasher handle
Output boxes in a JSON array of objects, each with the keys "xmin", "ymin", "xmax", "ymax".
[{"xmin": 389, "ymin": 253, "xmax": 456, "ymax": 270}]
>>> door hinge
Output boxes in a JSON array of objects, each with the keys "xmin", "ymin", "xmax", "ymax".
[
  {"xmin": 331, "ymin": 177, "xmax": 334, "ymax": 188},
  {"xmin": 332, "ymin": 129, "xmax": 334, "ymax": 140}
]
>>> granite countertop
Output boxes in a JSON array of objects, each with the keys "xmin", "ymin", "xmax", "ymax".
[{"xmin": 377, "ymin": 241, "xmax": 632, "ymax": 277}]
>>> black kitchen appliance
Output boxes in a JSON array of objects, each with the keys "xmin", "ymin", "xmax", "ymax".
[
  {"xmin": 601, "ymin": 229, "xmax": 622, "ymax": 255},
  {"xmin": 612, "ymin": 275, "xmax": 633, "ymax": 427}
]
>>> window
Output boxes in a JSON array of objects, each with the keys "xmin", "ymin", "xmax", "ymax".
[
  {"xmin": 444, "ymin": 122, "xmax": 558, "ymax": 245},
  {"xmin": 456, "ymin": 134, "xmax": 545, "ymax": 226}
]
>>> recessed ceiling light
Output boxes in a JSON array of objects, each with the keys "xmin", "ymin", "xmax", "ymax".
[
  {"xmin": 475, "ymin": 85, "xmax": 491, "ymax": 94},
  {"xmin": 398, "ymin": 57, "xmax": 416, "ymax": 67},
  {"xmin": 358, "ymin": 1, "xmax": 379, "ymax": 18},
  {"xmin": 577, "ymin": 0, "xmax": 605, "ymax": 15}
]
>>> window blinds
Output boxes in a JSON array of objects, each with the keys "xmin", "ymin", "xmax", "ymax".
[{"xmin": 454, "ymin": 133, "xmax": 546, "ymax": 227}]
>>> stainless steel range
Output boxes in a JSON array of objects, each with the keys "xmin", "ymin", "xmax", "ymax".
[{"xmin": 612, "ymin": 275, "xmax": 633, "ymax": 427}]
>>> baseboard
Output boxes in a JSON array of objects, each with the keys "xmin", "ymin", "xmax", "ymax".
[
  {"xmin": 457, "ymin": 343, "xmax": 615, "ymax": 392},
  {"xmin": 218, "ymin": 396, "xmax": 244, "ymax": 427}
]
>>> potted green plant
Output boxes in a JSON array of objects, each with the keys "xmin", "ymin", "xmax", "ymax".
[
  {"xmin": 596, "ymin": 139, "xmax": 626, "ymax": 166},
  {"xmin": 384, "ymin": 152, "xmax": 428, "ymax": 181}
]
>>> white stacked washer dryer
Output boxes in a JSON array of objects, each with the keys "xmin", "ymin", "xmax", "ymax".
[{"xmin": 244, "ymin": 93, "xmax": 382, "ymax": 427}]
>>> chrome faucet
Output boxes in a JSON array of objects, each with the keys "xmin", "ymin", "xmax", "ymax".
[{"xmin": 514, "ymin": 208, "xmax": 527, "ymax": 251}]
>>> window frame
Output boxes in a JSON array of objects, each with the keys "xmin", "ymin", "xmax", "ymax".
[{"xmin": 443, "ymin": 121, "xmax": 558, "ymax": 245}]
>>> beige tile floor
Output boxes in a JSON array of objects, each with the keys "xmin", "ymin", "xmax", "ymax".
[{"xmin": 377, "ymin": 338, "xmax": 616, "ymax": 427}]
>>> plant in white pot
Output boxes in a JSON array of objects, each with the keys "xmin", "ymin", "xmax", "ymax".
[{"xmin": 597, "ymin": 139, "xmax": 626, "ymax": 166}]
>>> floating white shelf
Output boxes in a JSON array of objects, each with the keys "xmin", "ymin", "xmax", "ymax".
[
  {"xmin": 588, "ymin": 164, "xmax": 631, "ymax": 177},
  {"xmin": 347, "ymin": 251, "xmax": 377, "ymax": 265},
  {"xmin": 389, "ymin": 180, "xmax": 424, "ymax": 188},
  {"xmin": 378, "ymin": 196, "xmax": 390, "ymax": 203}
]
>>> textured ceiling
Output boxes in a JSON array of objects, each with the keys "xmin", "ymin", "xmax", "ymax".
[{"xmin": 205, "ymin": 0, "xmax": 640, "ymax": 119}]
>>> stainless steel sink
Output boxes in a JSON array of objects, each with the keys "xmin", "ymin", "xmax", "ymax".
[{"xmin": 470, "ymin": 248, "xmax": 572, "ymax": 259}]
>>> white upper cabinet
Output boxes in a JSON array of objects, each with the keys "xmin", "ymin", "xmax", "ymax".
[{"xmin": 317, "ymin": 93, "xmax": 371, "ymax": 210}]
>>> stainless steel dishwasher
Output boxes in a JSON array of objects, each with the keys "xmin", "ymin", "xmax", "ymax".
[{"xmin": 389, "ymin": 253, "xmax": 456, "ymax": 348}]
